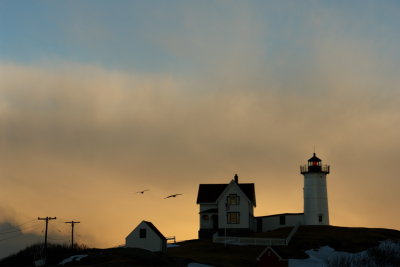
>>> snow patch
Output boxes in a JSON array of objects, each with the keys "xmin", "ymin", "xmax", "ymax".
[
  {"xmin": 289, "ymin": 240, "xmax": 400, "ymax": 267},
  {"xmin": 167, "ymin": 243, "xmax": 180, "ymax": 248},
  {"xmin": 188, "ymin": 263, "xmax": 215, "ymax": 267},
  {"xmin": 58, "ymin": 254, "xmax": 88, "ymax": 265},
  {"xmin": 289, "ymin": 246, "xmax": 366, "ymax": 267}
]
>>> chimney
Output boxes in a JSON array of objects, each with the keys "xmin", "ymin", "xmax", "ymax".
[{"xmin": 234, "ymin": 174, "xmax": 239, "ymax": 183}]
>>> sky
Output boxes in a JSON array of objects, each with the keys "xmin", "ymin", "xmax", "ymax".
[{"xmin": 1, "ymin": 0, "xmax": 400, "ymax": 259}]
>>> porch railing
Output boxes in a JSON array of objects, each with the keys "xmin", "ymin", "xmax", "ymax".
[
  {"xmin": 212, "ymin": 224, "xmax": 300, "ymax": 246},
  {"xmin": 213, "ymin": 235, "xmax": 286, "ymax": 246}
]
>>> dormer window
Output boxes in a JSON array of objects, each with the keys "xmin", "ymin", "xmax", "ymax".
[{"xmin": 227, "ymin": 194, "xmax": 240, "ymax": 205}]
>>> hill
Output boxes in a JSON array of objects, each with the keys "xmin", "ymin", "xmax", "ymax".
[
  {"xmin": 1, "ymin": 226, "xmax": 399, "ymax": 266},
  {"xmin": 0, "ymin": 244, "xmax": 189, "ymax": 267},
  {"xmin": 168, "ymin": 226, "xmax": 400, "ymax": 266}
]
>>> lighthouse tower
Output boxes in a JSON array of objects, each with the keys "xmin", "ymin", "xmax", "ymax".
[{"xmin": 300, "ymin": 153, "xmax": 330, "ymax": 225}]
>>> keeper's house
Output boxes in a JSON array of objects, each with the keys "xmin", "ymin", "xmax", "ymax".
[
  {"xmin": 197, "ymin": 153, "xmax": 331, "ymax": 238},
  {"xmin": 197, "ymin": 174, "xmax": 256, "ymax": 238}
]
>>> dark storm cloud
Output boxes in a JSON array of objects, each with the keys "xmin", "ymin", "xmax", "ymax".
[
  {"xmin": 0, "ymin": 221, "xmax": 44, "ymax": 260},
  {"xmin": 0, "ymin": 206, "xmax": 79, "ymax": 259}
]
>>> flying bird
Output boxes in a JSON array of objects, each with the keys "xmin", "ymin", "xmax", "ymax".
[
  {"xmin": 164, "ymin": 194, "xmax": 183, "ymax": 199},
  {"xmin": 136, "ymin": 189, "xmax": 149, "ymax": 194}
]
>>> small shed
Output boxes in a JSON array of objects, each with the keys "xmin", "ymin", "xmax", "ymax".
[
  {"xmin": 257, "ymin": 246, "xmax": 288, "ymax": 267},
  {"xmin": 126, "ymin": 220, "xmax": 167, "ymax": 252}
]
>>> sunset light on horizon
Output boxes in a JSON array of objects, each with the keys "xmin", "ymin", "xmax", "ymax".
[{"xmin": 1, "ymin": 1, "xmax": 400, "ymax": 260}]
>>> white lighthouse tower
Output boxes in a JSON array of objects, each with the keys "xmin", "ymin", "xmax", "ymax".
[{"xmin": 300, "ymin": 153, "xmax": 330, "ymax": 225}]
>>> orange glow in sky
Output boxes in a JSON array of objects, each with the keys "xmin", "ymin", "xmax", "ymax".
[{"xmin": 1, "ymin": 1, "xmax": 400, "ymax": 256}]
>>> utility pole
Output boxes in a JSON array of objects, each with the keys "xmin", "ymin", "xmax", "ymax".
[
  {"xmin": 65, "ymin": 221, "xmax": 80, "ymax": 249},
  {"xmin": 38, "ymin": 217, "xmax": 56, "ymax": 264}
]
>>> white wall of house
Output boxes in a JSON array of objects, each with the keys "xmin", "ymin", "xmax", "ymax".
[
  {"xmin": 260, "ymin": 214, "xmax": 304, "ymax": 232},
  {"xmin": 125, "ymin": 221, "xmax": 165, "ymax": 252},
  {"xmin": 217, "ymin": 181, "xmax": 253, "ymax": 229}
]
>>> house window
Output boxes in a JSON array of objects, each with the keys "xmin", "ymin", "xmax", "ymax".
[
  {"xmin": 139, "ymin": 228, "xmax": 146, "ymax": 238},
  {"xmin": 279, "ymin": 215, "xmax": 286, "ymax": 225},
  {"xmin": 318, "ymin": 215, "xmax": 323, "ymax": 223},
  {"xmin": 227, "ymin": 212, "xmax": 240, "ymax": 224},
  {"xmin": 202, "ymin": 215, "xmax": 209, "ymax": 221},
  {"xmin": 227, "ymin": 194, "xmax": 240, "ymax": 205}
]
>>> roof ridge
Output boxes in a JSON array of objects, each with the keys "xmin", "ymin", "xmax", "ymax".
[{"xmin": 197, "ymin": 183, "xmax": 255, "ymax": 205}]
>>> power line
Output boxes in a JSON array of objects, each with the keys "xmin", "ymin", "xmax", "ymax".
[
  {"xmin": 65, "ymin": 221, "xmax": 80, "ymax": 249},
  {"xmin": 0, "ymin": 233, "xmax": 26, "ymax": 242},
  {"xmin": 53, "ymin": 217, "xmax": 68, "ymax": 223},
  {"xmin": 47, "ymin": 237, "xmax": 67, "ymax": 241},
  {"xmin": 0, "ymin": 219, "xmax": 37, "ymax": 231},
  {"xmin": 0, "ymin": 223, "xmax": 42, "ymax": 235},
  {"xmin": 0, "ymin": 224, "xmax": 43, "ymax": 242},
  {"xmin": 38, "ymin": 216, "xmax": 56, "ymax": 264}
]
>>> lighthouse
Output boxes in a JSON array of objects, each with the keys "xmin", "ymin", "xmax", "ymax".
[{"xmin": 300, "ymin": 153, "xmax": 330, "ymax": 225}]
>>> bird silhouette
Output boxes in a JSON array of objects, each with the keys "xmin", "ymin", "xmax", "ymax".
[
  {"xmin": 136, "ymin": 189, "xmax": 149, "ymax": 194},
  {"xmin": 164, "ymin": 194, "xmax": 182, "ymax": 199}
]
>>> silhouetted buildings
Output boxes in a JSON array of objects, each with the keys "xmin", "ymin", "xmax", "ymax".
[{"xmin": 197, "ymin": 153, "xmax": 330, "ymax": 238}]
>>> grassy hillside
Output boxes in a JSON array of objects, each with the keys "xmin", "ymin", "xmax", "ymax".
[
  {"xmin": 168, "ymin": 239, "xmax": 264, "ymax": 267},
  {"xmin": 0, "ymin": 245, "xmax": 188, "ymax": 267},
  {"xmin": 1, "ymin": 226, "xmax": 399, "ymax": 266},
  {"xmin": 0, "ymin": 243, "xmax": 89, "ymax": 267},
  {"xmin": 168, "ymin": 226, "xmax": 400, "ymax": 266}
]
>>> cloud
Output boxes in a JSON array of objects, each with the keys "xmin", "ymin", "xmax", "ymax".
[
  {"xmin": 0, "ymin": 205, "xmax": 91, "ymax": 259},
  {"xmin": 0, "ymin": 57, "xmax": 399, "ymax": 249},
  {"xmin": 0, "ymin": 221, "xmax": 43, "ymax": 260},
  {"xmin": 1, "ymin": 2, "xmax": 400, "ymax": 247},
  {"xmin": 0, "ymin": 206, "xmax": 59, "ymax": 260}
]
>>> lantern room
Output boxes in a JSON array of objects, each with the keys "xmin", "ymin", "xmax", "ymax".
[
  {"xmin": 300, "ymin": 153, "xmax": 330, "ymax": 174},
  {"xmin": 309, "ymin": 153, "xmax": 321, "ymax": 166}
]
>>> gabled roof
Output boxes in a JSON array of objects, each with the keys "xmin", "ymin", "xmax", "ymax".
[
  {"xmin": 196, "ymin": 183, "xmax": 256, "ymax": 204},
  {"xmin": 258, "ymin": 245, "xmax": 308, "ymax": 260},
  {"xmin": 142, "ymin": 221, "xmax": 166, "ymax": 240},
  {"xmin": 257, "ymin": 246, "xmax": 288, "ymax": 261}
]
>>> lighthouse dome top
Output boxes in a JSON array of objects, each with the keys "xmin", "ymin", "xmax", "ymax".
[
  {"xmin": 300, "ymin": 153, "xmax": 330, "ymax": 174},
  {"xmin": 308, "ymin": 153, "xmax": 321, "ymax": 163}
]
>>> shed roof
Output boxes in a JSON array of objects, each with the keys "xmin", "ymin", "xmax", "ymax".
[
  {"xmin": 199, "ymin": 208, "xmax": 218, "ymax": 214},
  {"xmin": 196, "ymin": 183, "xmax": 255, "ymax": 204},
  {"xmin": 142, "ymin": 221, "xmax": 167, "ymax": 240}
]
